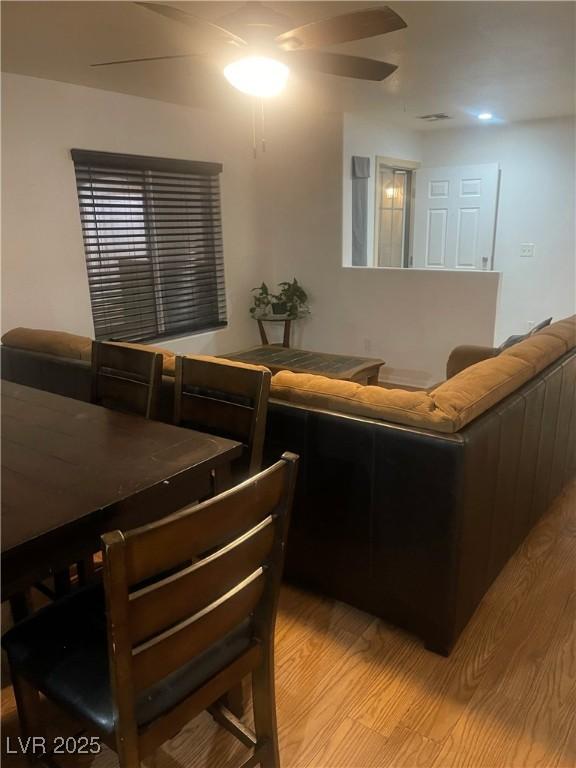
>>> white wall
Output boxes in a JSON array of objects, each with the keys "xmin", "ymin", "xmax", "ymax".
[
  {"xmin": 421, "ymin": 117, "xmax": 576, "ymax": 343},
  {"xmin": 5, "ymin": 76, "xmax": 569, "ymax": 386},
  {"xmin": 1, "ymin": 73, "xmax": 266, "ymax": 355},
  {"xmin": 257, "ymin": 110, "xmax": 500, "ymax": 386}
]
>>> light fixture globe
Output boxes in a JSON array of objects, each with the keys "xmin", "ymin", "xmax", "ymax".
[{"xmin": 224, "ymin": 56, "xmax": 290, "ymax": 98}]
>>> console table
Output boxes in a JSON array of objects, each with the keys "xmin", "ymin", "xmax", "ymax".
[{"xmin": 224, "ymin": 346, "xmax": 385, "ymax": 385}]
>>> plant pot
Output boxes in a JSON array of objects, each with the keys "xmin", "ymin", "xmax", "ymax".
[{"xmin": 271, "ymin": 302, "xmax": 287, "ymax": 315}]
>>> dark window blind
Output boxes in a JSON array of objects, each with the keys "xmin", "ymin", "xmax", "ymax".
[{"xmin": 72, "ymin": 149, "xmax": 227, "ymax": 343}]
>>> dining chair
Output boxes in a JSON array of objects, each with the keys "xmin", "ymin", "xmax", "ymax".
[
  {"xmin": 75, "ymin": 340, "xmax": 164, "ymax": 589},
  {"xmin": 91, "ymin": 341, "xmax": 163, "ymax": 419},
  {"xmin": 174, "ymin": 356, "xmax": 272, "ymax": 480},
  {"xmin": 3, "ymin": 452, "xmax": 298, "ymax": 768}
]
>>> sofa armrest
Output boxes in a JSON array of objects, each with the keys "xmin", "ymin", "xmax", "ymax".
[{"xmin": 446, "ymin": 345, "xmax": 499, "ymax": 378}]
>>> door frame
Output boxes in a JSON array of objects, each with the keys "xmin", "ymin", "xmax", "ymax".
[{"xmin": 373, "ymin": 155, "xmax": 421, "ymax": 269}]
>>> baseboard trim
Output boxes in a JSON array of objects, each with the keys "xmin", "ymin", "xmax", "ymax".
[{"xmin": 379, "ymin": 367, "xmax": 439, "ymax": 390}]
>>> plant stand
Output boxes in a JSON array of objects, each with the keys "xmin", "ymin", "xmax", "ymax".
[{"xmin": 255, "ymin": 315, "xmax": 293, "ymax": 348}]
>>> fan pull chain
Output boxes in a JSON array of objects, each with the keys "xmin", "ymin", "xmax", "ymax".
[
  {"xmin": 251, "ymin": 99, "xmax": 257, "ymax": 159},
  {"xmin": 250, "ymin": 99, "xmax": 268, "ymax": 158},
  {"xmin": 260, "ymin": 98, "xmax": 266, "ymax": 154}
]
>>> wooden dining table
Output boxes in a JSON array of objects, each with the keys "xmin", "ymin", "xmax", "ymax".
[{"xmin": 1, "ymin": 381, "xmax": 243, "ymax": 614}]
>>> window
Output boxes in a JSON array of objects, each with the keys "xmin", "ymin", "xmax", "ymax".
[
  {"xmin": 72, "ymin": 149, "xmax": 227, "ymax": 343},
  {"xmin": 374, "ymin": 158, "xmax": 414, "ymax": 268}
]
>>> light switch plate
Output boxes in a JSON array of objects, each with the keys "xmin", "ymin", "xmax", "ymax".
[{"xmin": 520, "ymin": 243, "xmax": 535, "ymax": 258}]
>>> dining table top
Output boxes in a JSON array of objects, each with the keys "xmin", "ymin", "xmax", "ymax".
[{"xmin": 1, "ymin": 381, "xmax": 242, "ymax": 593}]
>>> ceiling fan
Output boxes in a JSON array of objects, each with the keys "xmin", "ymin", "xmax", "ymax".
[{"xmin": 92, "ymin": 2, "xmax": 407, "ymax": 97}]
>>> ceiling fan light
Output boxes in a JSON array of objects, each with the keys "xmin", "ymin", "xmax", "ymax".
[{"xmin": 224, "ymin": 56, "xmax": 289, "ymax": 97}]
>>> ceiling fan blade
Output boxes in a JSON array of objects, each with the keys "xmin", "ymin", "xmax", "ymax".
[
  {"xmin": 286, "ymin": 51, "xmax": 397, "ymax": 81},
  {"xmin": 276, "ymin": 7, "xmax": 406, "ymax": 51},
  {"xmin": 135, "ymin": 2, "xmax": 248, "ymax": 49},
  {"xmin": 91, "ymin": 53, "xmax": 199, "ymax": 67}
]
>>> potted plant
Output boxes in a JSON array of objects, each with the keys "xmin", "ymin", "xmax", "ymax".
[
  {"xmin": 276, "ymin": 278, "xmax": 310, "ymax": 318},
  {"xmin": 249, "ymin": 282, "xmax": 273, "ymax": 318},
  {"xmin": 250, "ymin": 279, "xmax": 309, "ymax": 319},
  {"xmin": 271, "ymin": 298, "xmax": 288, "ymax": 315}
]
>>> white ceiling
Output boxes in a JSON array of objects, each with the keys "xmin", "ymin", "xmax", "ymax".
[{"xmin": 2, "ymin": 1, "xmax": 575, "ymax": 129}]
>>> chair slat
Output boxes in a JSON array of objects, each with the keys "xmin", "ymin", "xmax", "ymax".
[
  {"xmin": 97, "ymin": 373, "xmax": 150, "ymax": 414},
  {"xmin": 91, "ymin": 341, "xmax": 162, "ymax": 419},
  {"xmin": 179, "ymin": 392, "xmax": 253, "ymax": 442},
  {"xmin": 129, "ymin": 517, "xmax": 275, "ymax": 645},
  {"xmin": 180, "ymin": 357, "xmax": 266, "ymax": 399},
  {"xmin": 125, "ymin": 463, "xmax": 285, "ymax": 585},
  {"xmin": 132, "ymin": 570, "xmax": 264, "ymax": 693},
  {"xmin": 98, "ymin": 342, "xmax": 159, "ymax": 378}
]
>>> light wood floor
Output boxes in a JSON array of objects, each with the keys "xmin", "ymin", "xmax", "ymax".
[{"xmin": 2, "ymin": 480, "xmax": 575, "ymax": 768}]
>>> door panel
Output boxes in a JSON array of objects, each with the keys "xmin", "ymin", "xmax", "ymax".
[
  {"xmin": 426, "ymin": 208, "xmax": 448, "ymax": 266},
  {"xmin": 413, "ymin": 163, "xmax": 499, "ymax": 270},
  {"xmin": 456, "ymin": 208, "xmax": 480, "ymax": 267}
]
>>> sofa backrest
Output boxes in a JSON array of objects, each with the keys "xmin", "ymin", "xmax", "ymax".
[
  {"xmin": 1, "ymin": 327, "xmax": 93, "ymax": 361},
  {"xmin": 1, "ymin": 328, "xmax": 178, "ymax": 376},
  {"xmin": 3, "ymin": 316, "xmax": 574, "ymax": 435},
  {"xmin": 270, "ymin": 315, "xmax": 576, "ymax": 434}
]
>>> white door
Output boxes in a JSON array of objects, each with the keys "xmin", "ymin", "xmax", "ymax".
[{"xmin": 412, "ymin": 163, "xmax": 499, "ymax": 270}]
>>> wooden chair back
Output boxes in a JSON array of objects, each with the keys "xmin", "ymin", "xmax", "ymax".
[
  {"xmin": 91, "ymin": 341, "xmax": 163, "ymax": 419},
  {"xmin": 102, "ymin": 452, "xmax": 298, "ymax": 765},
  {"xmin": 174, "ymin": 356, "xmax": 271, "ymax": 475}
]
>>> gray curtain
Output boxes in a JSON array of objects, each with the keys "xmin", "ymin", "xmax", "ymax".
[{"xmin": 352, "ymin": 156, "xmax": 370, "ymax": 266}]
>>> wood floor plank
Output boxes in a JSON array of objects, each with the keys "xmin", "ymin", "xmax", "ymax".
[
  {"xmin": 1, "ymin": 481, "xmax": 574, "ymax": 768},
  {"xmin": 373, "ymin": 726, "xmax": 441, "ymax": 768},
  {"xmin": 347, "ymin": 623, "xmax": 436, "ymax": 738},
  {"xmin": 303, "ymin": 717, "xmax": 389, "ymax": 768},
  {"xmin": 276, "ymin": 687, "xmax": 351, "ymax": 768},
  {"xmin": 275, "ymin": 587, "xmax": 374, "ymax": 658}
]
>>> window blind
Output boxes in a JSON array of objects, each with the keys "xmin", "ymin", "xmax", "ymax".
[{"xmin": 72, "ymin": 149, "xmax": 227, "ymax": 343}]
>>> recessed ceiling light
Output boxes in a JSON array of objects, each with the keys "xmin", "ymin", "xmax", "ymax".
[{"xmin": 478, "ymin": 112, "xmax": 493, "ymax": 121}]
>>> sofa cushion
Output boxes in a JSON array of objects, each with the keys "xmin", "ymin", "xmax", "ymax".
[
  {"xmin": 1, "ymin": 327, "xmax": 92, "ymax": 362},
  {"xmin": 271, "ymin": 315, "xmax": 576, "ymax": 434},
  {"xmin": 534, "ymin": 316, "xmax": 576, "ymax": 350},
  {"xmin": 271, "ymin": 372, "xmax": 456, "ymax": 432},
  {"xmin": 500, "ymin": 333, "xmax": 567, "ymax": 374},
  {"xmin": 431, "ymin": 355, "xmax": 533, "ymax": 429}
]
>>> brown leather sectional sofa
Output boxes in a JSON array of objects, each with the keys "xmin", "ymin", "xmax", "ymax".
[{"xmin": 2, "ymin": 316, "xmax": 575, "ymax": 654}]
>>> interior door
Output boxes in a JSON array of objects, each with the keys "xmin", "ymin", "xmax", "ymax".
[{"xmin": 412, "ymin": 163, "xmax": 499, "ymax": 269}]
